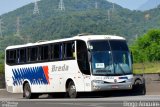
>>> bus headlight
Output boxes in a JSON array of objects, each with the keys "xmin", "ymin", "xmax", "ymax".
[{"xmin": 126, "ymin": 78, "xmax": 133, "ymax": 83}]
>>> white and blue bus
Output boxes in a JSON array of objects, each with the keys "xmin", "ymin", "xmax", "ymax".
[{"xmin": 5, "ymin": 34, "xmax": 133, "ymax": 98}]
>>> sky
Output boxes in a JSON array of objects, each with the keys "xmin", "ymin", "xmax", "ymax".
[
  {"xmin": 0, "ymin": 0, "xmax": 34, "ymax": 15},
  {"xmin": 0, "ymin": 0, "xmax": 149, "ymax": 15},
  {"xmin": 107, "ymin": 0, "xmax": 148, "ymax": 10}
]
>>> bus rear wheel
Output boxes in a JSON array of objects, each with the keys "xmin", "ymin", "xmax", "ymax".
[
  {"xmin": 23, "ymin": 83, "xmax": 39, "ymax": 99},
  {"xmin": 23, "ymin": 83, "xmax": 32, "ymax": 99},
  {"xmin": 67, "ymin": 81, "xmax": 77, "ymax": 98}
]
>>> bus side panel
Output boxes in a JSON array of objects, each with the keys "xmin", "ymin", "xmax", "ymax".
[
  {"xmin": 65, "ymin": 60, "xmax": 85, "ymax": 92},
  {"xmin": 6, "ymin": 64, "xmax": 50, "ymax": 93},
  {"xmin": 5, "ymin": 61, "xmax": 86, "ymax": 93},
  {"xmin": 83, "ymin": 75, "xmax": 92, "ymax": 92},
  {"xmin": 46, "ymin": 60, "xmax": 85, "ymax": 92},
  {"xmin": 5, "ymin": 65, "xmax": 23, "ymax": 93},
  {"xmin": 22, "ymin": 64, "xmax": 49, "ymax": 93}
]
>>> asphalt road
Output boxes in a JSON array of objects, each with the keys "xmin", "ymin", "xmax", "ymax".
[
  {"xmin": 1, "ymin": 99, "xmax": 160, "ymax": 107},
  {"xmin": 0, "ymin": 89, "xmax": 160, "ymax": 107}
]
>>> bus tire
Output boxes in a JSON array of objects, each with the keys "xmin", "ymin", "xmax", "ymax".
[
  {"xmin": 67, "ymin": 81, "xmax": 77, "ymax": 98},
  {"xmin": 31, "ymin": 93, "xmax": 39, "ymax": 99},
  {"xmin": 133, "ymin": 79, "xmax": 146, "ymax": 95},
  {"xmin": 23, "ymin": 83, "xmax": 33, "ymax": 99}
]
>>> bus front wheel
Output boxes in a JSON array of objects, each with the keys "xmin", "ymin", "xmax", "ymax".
[
  {"xmin": 67, "ymin": 81, "xmax": 77, "ymax": 98},
  {"xmin": 133, "ymin": 79, "xmax": 146, "ymax": 95}
]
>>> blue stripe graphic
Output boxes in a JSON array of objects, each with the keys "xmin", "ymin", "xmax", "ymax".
[{"xmin": 12, "ymin": 66, "xmax": 48, "ymax": 86}]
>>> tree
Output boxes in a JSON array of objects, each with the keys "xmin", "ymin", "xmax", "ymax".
[{"xmin": 130, "ymin": 29, "xmax": 160, "ymax": 62}]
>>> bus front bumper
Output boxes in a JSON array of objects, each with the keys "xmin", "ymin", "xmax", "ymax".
[{"xmin": 91, "ymin": 81, "xmax": 133, "ymax": 91}]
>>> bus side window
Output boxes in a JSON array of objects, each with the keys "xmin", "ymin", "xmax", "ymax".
[
  {"xmin": 17, "ymin": 49, "xmax": 20, "ymax": 63},
  {"xmin": 39, "ymin": 45, "xmax": 49, "ymax": 61},
  {"xmin": 19, "ymin": 48, "xmax": 26, "ymax": 63},
  {"xmin": 51, "ymin": 44, "xmax": 62, "ymax": 60},
  {"xmin": 50, "ymin": 44, "xmax": 54, "ymax": 60},
  {"xmin": 28, "ymin": 47, "xmax": 38, "ymax": 62},
  {"xmin": 6, "ymin": 50, "xmax": 16, "ymax": 65},
  {"xmin": 64, "ymin": 41, "xmax": 75, "ymax": 59}
]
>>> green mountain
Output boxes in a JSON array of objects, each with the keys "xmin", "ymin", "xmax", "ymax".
[{"xmin": 0, "ymin": 0, "xmax": 160, "ymax": 52}]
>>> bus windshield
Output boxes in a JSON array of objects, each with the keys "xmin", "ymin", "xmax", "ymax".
[{"xmin": 89, "ymin": 40, "xmax": 132, "ymax": 76}]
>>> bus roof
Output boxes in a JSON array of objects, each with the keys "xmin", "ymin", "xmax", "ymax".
[{"xmin": 6, "ymin": 35, "xmax": 125, "ymax": 50}]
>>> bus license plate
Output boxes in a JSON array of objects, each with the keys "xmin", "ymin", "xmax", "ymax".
[{"xmin": 112, "ymin": 85, "xmax": 119, "ymax": 89}]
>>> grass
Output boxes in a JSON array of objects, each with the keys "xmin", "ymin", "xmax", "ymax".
[
  {"xmin": 0, "ymin": 73, "xmax": 4, "ymax": 88},
  {"xmin": 133, "ymin": 62, "xmax": 160, "ymax": 74},
  {"xmin": 0, "ymin": 64, "xmax": 4, "ymax": 75}
]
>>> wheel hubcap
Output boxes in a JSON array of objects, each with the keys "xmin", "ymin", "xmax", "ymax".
[
  {"xmin": 69, "ymin": 85, "xmax": 76, "ymax": 97},
  {"xmin": 25, "ymin": 85, "xmax": 30, "ymax": 97}
]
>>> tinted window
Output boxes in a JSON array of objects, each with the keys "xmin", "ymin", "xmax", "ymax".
[
  {"xmin": 89, "ymin": 40, "xmax": 128, "ymax": 51},
  {"xmin": 77, "ymin": 40, "xmax": 90, "ymax": 75},
  {"xmin": 17, "ymin": 48, "xmax": 26, "ymax": 63},
  {"xmin": 39, "ymin": 45, "xmax": 49, "ymax": 61},
  {"xmin": 64, "ymin": 42, "xmax": 75, "ymax": 59},
  {"xmin": 109, "ymin": 40, "xmax": 129, "ymax": 51},
  {"xmin": 51, "ymin": 43, "xmax": 63, "ymax": 60},
  {"xmin": 6, "ymin": 50, "xmax": 16, "ymax": 64},
  {"xmin": 89, "ymin": 41, "xmax": 110, "ymax": 51},
  {"xmin": 28, "ymin": 47, "xmax": 38, "ymax": 62}
]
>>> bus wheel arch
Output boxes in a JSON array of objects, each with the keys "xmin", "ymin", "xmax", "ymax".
[{"xmin": 65, "ymin": 79, "xmax": 77, "ymax": 98}]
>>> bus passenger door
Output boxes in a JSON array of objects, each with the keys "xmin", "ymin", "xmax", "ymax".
[{"xmin": 76, "ymin": 40, "xmax": 91, "ymax": 91}]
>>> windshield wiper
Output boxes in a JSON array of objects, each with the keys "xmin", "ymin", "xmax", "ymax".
[{"xmin": 117, "ymin": 63, "xmax": 126, "ymax": 75}]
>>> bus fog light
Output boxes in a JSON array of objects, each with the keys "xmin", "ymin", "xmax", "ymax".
[{"xmin": 93, "ymin": 85, "xmax": 100, "ymax": 89}]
